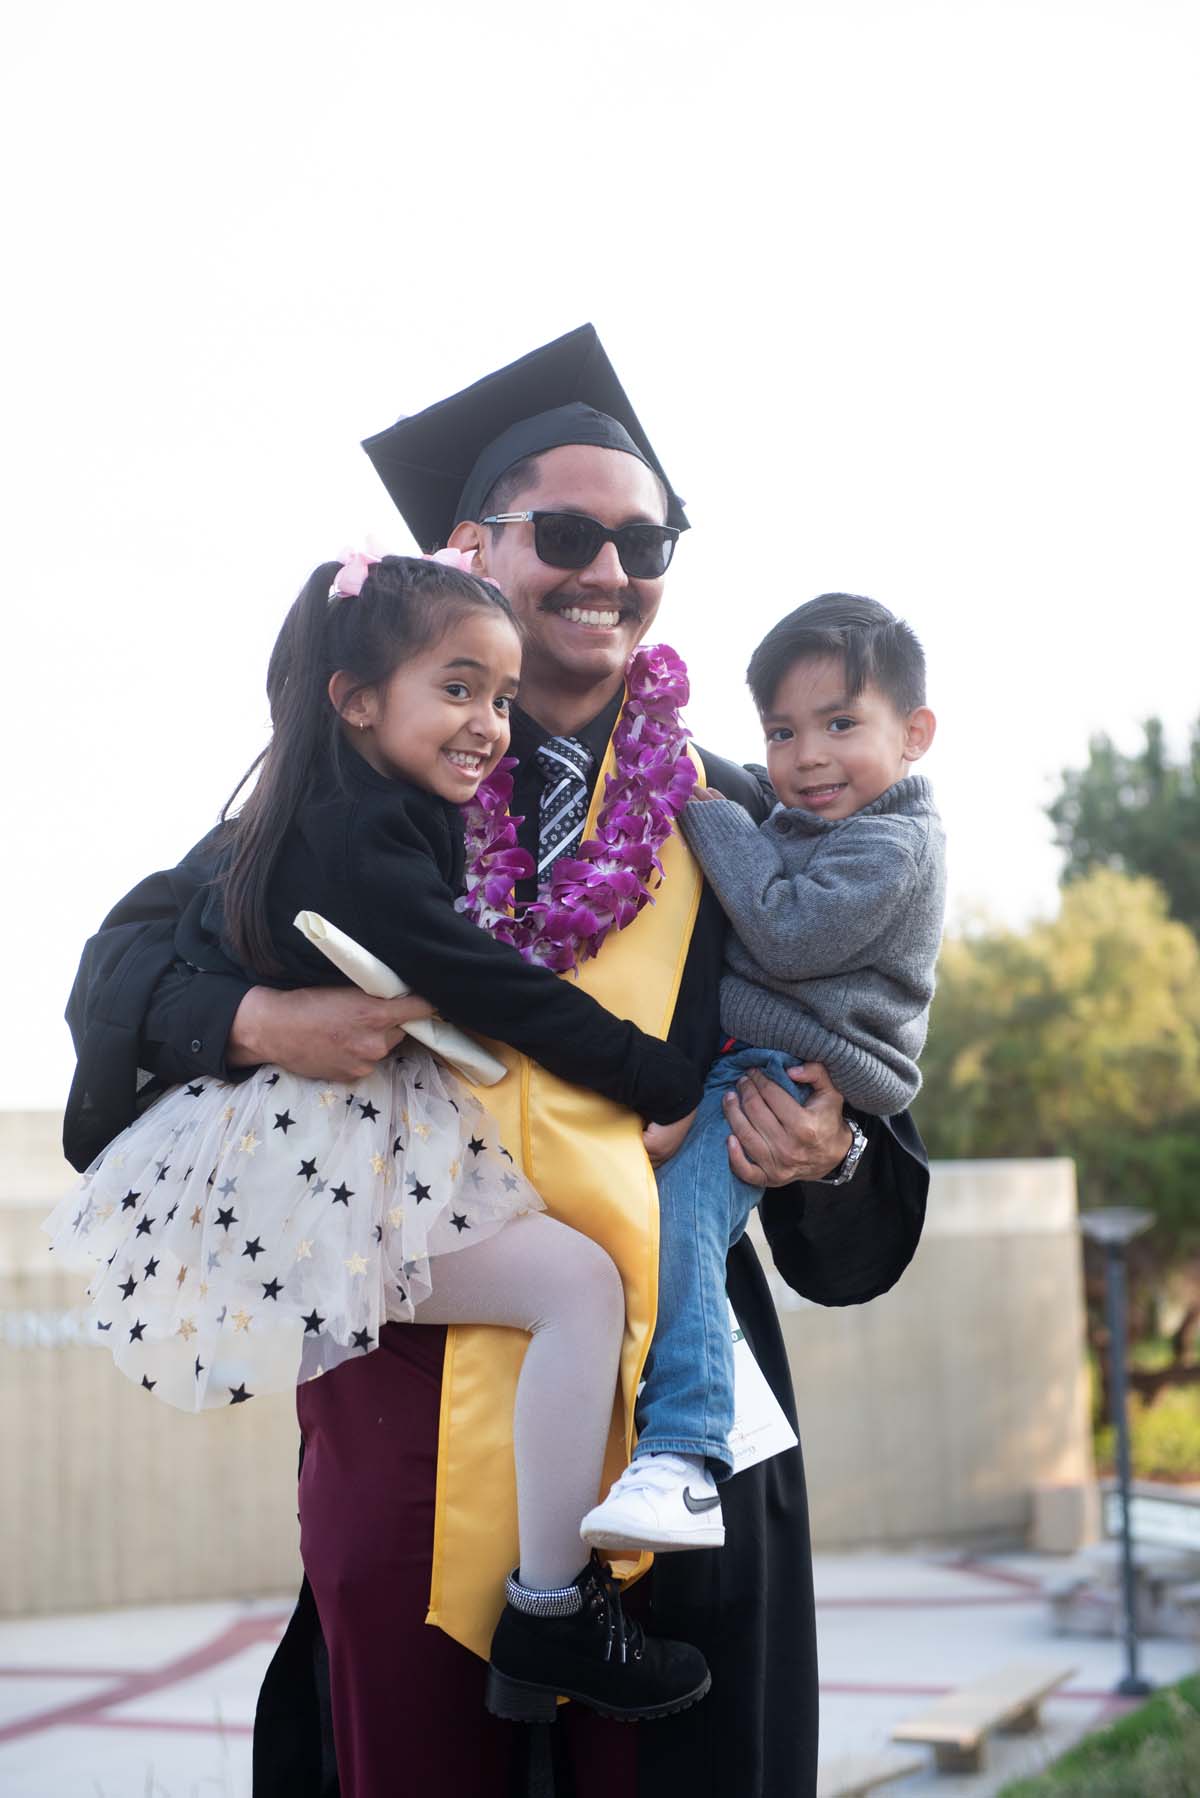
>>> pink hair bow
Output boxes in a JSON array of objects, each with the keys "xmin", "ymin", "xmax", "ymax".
[
  {"xmin": 424, "ymin": 544, "xmax": 502, "ymax": 589},
  {"xmin": 328, "ymin": 547, "xmax": 381, "ymax": 600},
  {"xmin": 327, "ymin": 541, "xmax": 500, "ymax": 601},
  {"xmin": 424, "ymin": 546, "xmax": 478, "ymax": 574}
]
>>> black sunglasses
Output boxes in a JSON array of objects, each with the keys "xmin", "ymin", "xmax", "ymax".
[{"xmin": 481, "ymin": 510, "xmax": 680, "ymax": 580}]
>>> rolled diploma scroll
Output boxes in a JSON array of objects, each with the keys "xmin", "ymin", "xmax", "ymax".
[{"xmin": 292, "ymin": 911, "xmax": 507, "ymax": 1087}]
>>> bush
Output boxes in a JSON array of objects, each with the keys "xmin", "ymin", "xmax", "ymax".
[
  {"xmin": 999, "ymin": 1677, "xmax": 1200, "ymax": 1795},
  {"xmin": 1095, "ymin": 1386, "xmax": 1200, "ymax": 1483}
]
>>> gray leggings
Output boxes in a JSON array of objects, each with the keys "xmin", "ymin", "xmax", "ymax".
[{"xmin": 390, "ymin": 1213, "xmax": 625, "ymax": 1590}]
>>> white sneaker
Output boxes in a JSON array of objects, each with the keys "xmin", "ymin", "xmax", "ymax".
[{"xmin": 580, "ymin": 1454, "xmax": 725, "ymax": 1553}]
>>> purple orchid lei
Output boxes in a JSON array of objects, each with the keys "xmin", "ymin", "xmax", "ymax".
[{"xmin": 456, "ymin": 644, "xmax": 697, "ymax": 974}]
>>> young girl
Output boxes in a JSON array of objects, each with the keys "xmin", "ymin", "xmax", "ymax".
[{"xmin": 45, "ymin": 550, "xmax": 710, "ymax": 1722}]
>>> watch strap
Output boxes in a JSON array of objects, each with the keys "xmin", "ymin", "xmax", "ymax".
[{"xmin": 816, "ymin": 1117, "xmax": 869, "ymax": 1185}]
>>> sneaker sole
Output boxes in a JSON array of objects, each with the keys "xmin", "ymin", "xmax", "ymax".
[
  {"xmin": 580, "ymin": 1523, "xmax": 726, "ymax": 1553},
  {"xmin": 485, "ymin": 1664, "xmax": 712, "ymax": 1724}
]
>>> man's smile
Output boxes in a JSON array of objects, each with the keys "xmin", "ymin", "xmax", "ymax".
[
  {"xmin": 558, "ymin": 605, "xmax": 622, "ymax": 629},
  {"xmin": 540, "ymin": 597, "xmax": 636, "ymax": 633}
]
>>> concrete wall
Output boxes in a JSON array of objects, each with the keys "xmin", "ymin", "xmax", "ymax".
[
  {"xmin": 1, "ymin": 1114, "xmax": 303, "ymax": 1616},
  {"xmin": 1, "ymin": 1114, "xmax": 1093, "ymax": 1614},
  {"xmin": 747, "ymin": 1156, "xmax": 1095, "ymax": 1549}
]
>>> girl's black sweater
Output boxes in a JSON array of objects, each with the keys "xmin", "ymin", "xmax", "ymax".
[{"xmin": 176, "ymin": 748, "xmax": 701, "ymax": 1128}]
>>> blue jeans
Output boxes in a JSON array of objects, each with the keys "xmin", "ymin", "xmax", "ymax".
[{"xmin": 635, "ymin": 1047, "xmax": 810, "ymax": 1479}]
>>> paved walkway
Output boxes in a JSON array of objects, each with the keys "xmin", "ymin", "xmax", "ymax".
[
  {"xmin": 0, "ymin": 1553, "xmax": 1195, "ymax": 1796},
  {"xmin": 815, "ymin": 1550, "xmax": 1197, "ymax": 1795}
]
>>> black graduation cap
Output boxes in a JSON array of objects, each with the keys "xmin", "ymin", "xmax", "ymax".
[{"xmin": 361, "ymin": 324, "xmax": 689, "ymax": 552}]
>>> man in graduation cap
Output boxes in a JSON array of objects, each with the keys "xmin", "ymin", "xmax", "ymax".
[{"xmin": 64, "ymin": 326, "xmax": 928, "ymax": 1798}]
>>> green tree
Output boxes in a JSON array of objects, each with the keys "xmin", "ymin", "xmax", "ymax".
[
  {"xmin": 916, "ymin": 869, "xmax": 1200, "ymax": 1396},
  {"xmin": 915, "ymin": 869, "xmax": 1200, "ymax": 1243},
  {"xmin": 1048, "ymin": 716, "xmax": 1200, "ymax": 936}
]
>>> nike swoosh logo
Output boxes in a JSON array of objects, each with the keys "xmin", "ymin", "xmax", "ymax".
[{"xmin": 682, "ymin": 1488, "xmax": 721, "ymax": 1514}]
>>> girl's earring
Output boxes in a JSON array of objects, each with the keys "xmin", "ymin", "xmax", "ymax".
[{"xmin": 358, "ymin": 721, "xmax": 367, "ymax": 732}]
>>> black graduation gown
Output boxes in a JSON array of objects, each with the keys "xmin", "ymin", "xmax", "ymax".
[{"xmin": 62, "ymin": 727, "xmax": 929, "ymax": 1798}]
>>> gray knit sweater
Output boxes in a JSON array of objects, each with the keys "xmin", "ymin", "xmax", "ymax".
[{"xmin": 680, "ymin": 773, "xmax": 946, "ymax": 1115}]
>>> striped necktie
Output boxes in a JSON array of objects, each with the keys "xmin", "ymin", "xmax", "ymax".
[{"xmin": 534, "ymin": 736, "xmax": 593, "ymax": 880}]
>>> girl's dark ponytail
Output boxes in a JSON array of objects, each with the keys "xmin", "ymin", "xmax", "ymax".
[{"xmin": 219, "ymin": 563, "xmax": 343, "ymax": 975}]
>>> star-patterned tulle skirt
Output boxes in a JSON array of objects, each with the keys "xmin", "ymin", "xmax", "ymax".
[{"xmin": 43, "ymin": 1049, "xmax": 542, "ymax": 1411}]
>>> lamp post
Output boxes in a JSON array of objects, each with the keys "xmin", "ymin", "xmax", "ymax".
[{"xmin": 1078, "ymin": 1206, "xmax": 1154, "ymax": 1698}]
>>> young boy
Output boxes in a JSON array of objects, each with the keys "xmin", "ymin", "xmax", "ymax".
[{"xmin": 581, "ymin": 592, "xmax": 946, "ymax": 1553}]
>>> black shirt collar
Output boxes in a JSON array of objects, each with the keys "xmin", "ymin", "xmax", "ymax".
[{"xmin": 508, "ymin": 687, "xmax": 624, "ymax": 776}]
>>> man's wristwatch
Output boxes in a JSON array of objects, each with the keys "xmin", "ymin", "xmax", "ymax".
[{"xmin": 816, "ymin": 1117, "xmax": 869, "ymax": 1185}]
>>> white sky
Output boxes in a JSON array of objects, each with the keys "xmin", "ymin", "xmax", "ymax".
[{"xmin": 3, "ymin": 0, "xmax": 1197, "ymax": 1110}]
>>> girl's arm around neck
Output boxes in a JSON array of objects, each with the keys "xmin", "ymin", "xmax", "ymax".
[{"xmin": 313, "ymin": 788, "xmax": 701, "ymax": 1126}]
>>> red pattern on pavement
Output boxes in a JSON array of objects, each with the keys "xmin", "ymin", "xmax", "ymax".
[{"xmin": 0, "ymin": 1611, "xmax": 287, "ymax": 1747}]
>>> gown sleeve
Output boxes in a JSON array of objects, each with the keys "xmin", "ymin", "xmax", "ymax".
[
  {"xmin": 61, "ymin": 829, "xmax": 249, "ymax": 1170},
  {"xmin": 115, "ymin": 832, "xmax": 251, "ymax": 1084},
  {"xmin": 757, "ymin": 1112, "xmax": 928, "ymax": 1305}
]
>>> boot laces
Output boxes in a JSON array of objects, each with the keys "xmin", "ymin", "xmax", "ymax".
[{"xmin": 584, "ymin": 1558, "xmax": 644, "ymax": 1665}]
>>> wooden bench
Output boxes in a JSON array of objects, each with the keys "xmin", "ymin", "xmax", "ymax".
[
  {"xmin": 891, "ymin": 1660, "xmax": 1076, "ymax": 1773},
  {"xmin": 816, "ymin": 1748, "xmax": 925, "ymax": 1796}
]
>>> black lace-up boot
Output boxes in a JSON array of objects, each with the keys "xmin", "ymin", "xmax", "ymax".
[{"xmin": 485, "ymin": 1554, "xmax": 711, "ymax": 1723}]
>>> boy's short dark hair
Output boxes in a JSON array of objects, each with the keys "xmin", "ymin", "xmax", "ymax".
[{"xmin": 747, "ymin": 593, "xmax": 927, "ymax": 718}]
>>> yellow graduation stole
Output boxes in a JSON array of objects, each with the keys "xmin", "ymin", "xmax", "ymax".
[{"xmin": 426, "ymin": 735, "xmax": 705, "ymax": 1659}]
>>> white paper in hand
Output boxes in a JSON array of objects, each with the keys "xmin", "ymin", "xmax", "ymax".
[{"xmin": 292, "ymin": 911, "xmax": 507, "ymax": 1087}]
